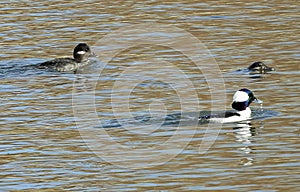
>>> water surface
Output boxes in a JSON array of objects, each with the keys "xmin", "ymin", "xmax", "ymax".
[{"xmin": 0, "ymin": 0, "xmax": 299, "ymax": 191}]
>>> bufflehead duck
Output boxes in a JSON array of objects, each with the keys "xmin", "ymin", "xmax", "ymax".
[
  {"xmin": 37, "ymin": 43, "xmax": 92, "ymax": 72},
  {"xmin": 247, "ymin": 61, "xmax": 275, "ymax": 74},
  {"xmin": 200, "ymin": 88, "xmax": 262, "ymax": 123}
]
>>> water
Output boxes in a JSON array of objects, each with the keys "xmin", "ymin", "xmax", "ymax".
[{"xmin": 1, "ymin": 1, "xmax": 299, "ymax": 191}]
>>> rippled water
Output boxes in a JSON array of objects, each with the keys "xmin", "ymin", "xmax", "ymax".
[{"xmin": 1, "ymin": 1, "xmax": 299, "ymax": 191}]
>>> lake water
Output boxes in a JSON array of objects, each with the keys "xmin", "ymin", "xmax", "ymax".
[{"xmin": 0, "ymin": 1, "xmax": 299, "ymax": 191}]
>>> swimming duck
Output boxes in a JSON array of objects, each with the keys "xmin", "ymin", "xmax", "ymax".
[
  {"xmin": 37, "ymin": 43, "xmax": 92, "ymax": 72},
  {"xmin": 200, "ymin": 88, "xmax": 262, "ymax": 123},
  {"xmin": 247, "ymin": 61, "xmax": 275, "ymax": 74}
]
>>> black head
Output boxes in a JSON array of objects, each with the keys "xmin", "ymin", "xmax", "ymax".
[
  {"xmin": 73, "ymin": 43, "xmax": 92, "ymax": 62},
  {"xmin": 231, "ymin": 88, "xmax": 261, "ymax": 111},
  {"xmin": 247, "ymin": 61, "xmax": 275, "ymax": 74}
]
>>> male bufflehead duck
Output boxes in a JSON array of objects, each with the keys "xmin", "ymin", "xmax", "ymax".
[
  {"xmin": 247, "ymin": 61, "xmax": 275, "ymax": 74},
  {"xmin": 37, "ymin": 43, "xmax": 92, "ymax": 72},
  {"xmin": 200, "ymin": 88, "xmax": 262, "ymax": 123}
]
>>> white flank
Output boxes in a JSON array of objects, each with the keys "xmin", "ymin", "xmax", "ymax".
[{"xmin": 210, "ymin": 108, "xmax": 252, "ymax": 123}]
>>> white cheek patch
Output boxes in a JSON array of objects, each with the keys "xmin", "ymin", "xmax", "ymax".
[
  {"xmin": 233, "ymin": 91, "xmax": 249, "ymax": 102},
  {"xmin": 77, "ymin": 51, "xmax": 86, "ymax": 55}
]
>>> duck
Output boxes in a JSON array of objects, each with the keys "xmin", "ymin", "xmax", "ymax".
[
  {"xmin": 37, "ymin": 43, "xmax": 93, "ymax": 72},
  {"xmin": 199, "ymin": 88, "xmax": 262, "ymax": 123},
  {"xmin": 247, "ymin": 61, "xmax": 275, "ymax": 74}
]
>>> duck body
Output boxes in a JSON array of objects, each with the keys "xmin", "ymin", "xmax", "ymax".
[{"xmin": 37, "ymin": 58, "xmax": 89, "ymax": 72}]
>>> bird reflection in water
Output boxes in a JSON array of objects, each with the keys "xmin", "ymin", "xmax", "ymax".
[{"xmin": 233, "ymin": 121, "xmax": 263, "ymax": 166}]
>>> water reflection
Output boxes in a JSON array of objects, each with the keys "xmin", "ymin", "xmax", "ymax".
[{"xmin": 233, "ymin": 121, "xmax": 263, "ymax": 166}]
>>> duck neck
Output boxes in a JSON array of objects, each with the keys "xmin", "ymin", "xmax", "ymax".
[
  {"xmin": 237, "ymin": 107, "xmax": 251, "ymax": 118},
  {"xmin": 74, "ymin": 53, "xmax": 87, "ymax": 62}
]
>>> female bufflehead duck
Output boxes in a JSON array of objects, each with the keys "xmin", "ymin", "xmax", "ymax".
[
  {"xmin": 247, "ymin": 61, "xmax": 275, "ymax": 74},
  {"xmin": 200, "ymin": 88, "xmax": 262, "ymax": 123},
  {"xmin": 37, "ymin": 43, "xmax": 92, "ymax": 72}
]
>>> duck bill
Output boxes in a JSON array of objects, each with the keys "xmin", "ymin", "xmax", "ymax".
[
  {"xmin": 264, "ymin": 66, "xmax": 275, "ymax": 72},
  {"xmin": 254, "ymin": 98, "xmax": 263, "ymax": 104}
]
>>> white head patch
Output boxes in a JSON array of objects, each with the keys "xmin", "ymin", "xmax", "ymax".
[
  {"xmin": 233, "ymin": 90, "xmax": 249, "ymax": 102},
  {"xmin": 77, "ymin": 51, "xmax": 86, "ymax": 55}
]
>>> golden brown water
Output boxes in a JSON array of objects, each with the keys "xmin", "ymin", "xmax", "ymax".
[{"xmin": 0, "ymin": 1, "xmax": 299, "ymax": 191}]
